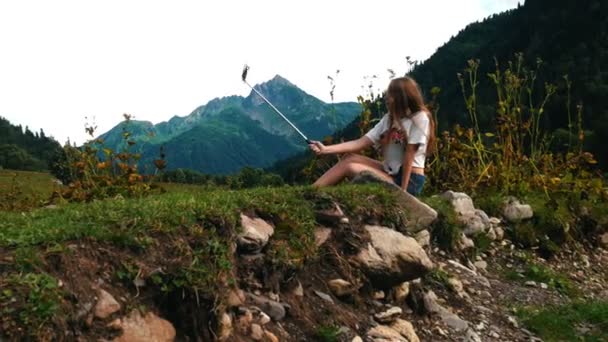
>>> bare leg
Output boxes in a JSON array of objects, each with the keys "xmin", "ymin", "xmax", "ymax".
[{"xmin": 313, "ymin": 154, "xmax": 395, "ymax": 187}]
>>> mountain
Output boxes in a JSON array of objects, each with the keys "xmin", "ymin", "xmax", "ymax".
[
  {"xmin": 0, "ymin": 117, "xmax": 62, "ymax": 171},
  {"xmin": 99, "ymin": 76, "xmax": 361, "ymax": 174},
  {"xmin": 272, "ymin": 0, "xmax": 608, "ymax": 181}
]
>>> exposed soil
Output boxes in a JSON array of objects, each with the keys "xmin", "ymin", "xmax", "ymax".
[{"xmin": 1, "ymin": 213, "xmax": 607, "ymax": 341}]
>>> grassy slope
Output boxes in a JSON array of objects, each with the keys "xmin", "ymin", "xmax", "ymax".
[
  {"xmin": 0, "ymin": 181, "xmax": 408, "ymax": 339},
  {"xmin": 1, "ymin": 171, "xmax": 607, "ymax": 340}
]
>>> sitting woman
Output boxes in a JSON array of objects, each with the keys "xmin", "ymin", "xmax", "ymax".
[{"xmin": 308, "ymin": 76, "xmax": 435, "ymax": 196}]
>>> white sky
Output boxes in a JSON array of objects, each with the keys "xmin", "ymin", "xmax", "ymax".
[{"xmin": 0, "ymin": 0, "xmax": 520, "ymax": 144}]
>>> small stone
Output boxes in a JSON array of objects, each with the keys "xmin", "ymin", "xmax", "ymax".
[
  {"xmin": 525, "ymin": 281, "xmax": 537, "ymax": 287},
  {"xmin": 540, "ymin": 283, "xmax": 548, "ymax": 289},
  {"xmin": 374, "ymin": 306, "xmax": 403, "ymax": 324},
  {"xmin": 486, "ymin": 227, "xmax": 497, "ymax": 241},
  {"xmin": 373, "ymin": 290, "xmax": 385, "ymax": 300},
  {"xmin": 442, "ymin": 313, "xmax": 469, "ymax": 332},
  {"xmin": 502, "ymin": 197, "xmax": 533, "ymax": 222},
  {"xmin": 415, "ymin": 230, "xmax": 431, "ymax": 248},
  {"xmin": 393, "ymin": 282, "xmax": 410, "ymax": 302},
  {"xmin": 367, "ymin": 325, "xmax": 405, "ymax": 341},
  {"xmin": 489, "ymin": 331, "xmax": 500, "ymax": 338},
  {"xmin": 600, "ymin": 233, "xmax": 608, "ymax": 248},
  {"xmin": 236, "ymin": 309, "xmax": 253, "ymax": 334},
  {"xmin": 390, "ymin": 319, "xmax": 420, "ymax": 342},
  {"xmin": 506, "ymin": 315, "xmax": 519, "ymax": 328},
  {"xmin": 494, "ymin": 227, "xmax": 505, "ymax": 241},
  {"xmin": 250, "ymin": 324, "xmax": 264, "ymax": 340},
  {"xmin": 448, "ymin": 278, "xmax": 465, "ymax": 297},
  {"xmin": 217, "ymin": 313, "xmax": 232, "ymax": 341},
  {"xmin": 111, "ymin": 311, "xmax": 176, "ymax": 342},
  {"xmin": 293, "ymin": 281, "xmax": 304, "ymax": 297},
  {"xmin": 488, "ymin": 217, "xmax": 501, "ymax": 225},
  {"xmin": 237, "ymin": 214, "xmax": 274, "ymax": 253},
  {"xmin": 459, "ymin": 234, "xmax": 475, "ymax": 250},
  {"xmin": 314, "ymin": 227, "xmax": 332, "ymax": 247},
  {"xmin": 94, "ymin": 289, "xmax": 121, "ymax": 319},
  {"xmin": 474, "ymin": 261, "xmax": 488, "ymax": 272},
  {"xmin": 258, "ymin": 312, "xmax": 271, "ymax": 325},
  {"xmin": 314, "ymin": 290, "xmax": 334, "ymax": 303},
  {"xmin": 263, "ymin": 331, "xmax": 279, "ymax": 342},
  {"xmin": 247, "ymin": 293, "xmax": 286, "ymax": 321},
  {"xmin": 226, "ymin": 289, "xmax": 245, "ymax": 308},
  {"xmin": 328, "ymin": 279, "xmax": 353, "ymax": 297},
  {"xmin": 352, "ymin": 337, "xmax": 363, "ymax": 342},
  {"xmin": 466, "ymin": 329, "xmax": 482, "ymax": 342}
]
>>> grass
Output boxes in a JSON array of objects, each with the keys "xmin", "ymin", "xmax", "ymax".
[
  {"xmin": 423, "ymin": 195, "xmax": 463, "ymax": 251},
  {"xmin": 517, "ymin": 301, "xmax": 608, "ymax": 341},
  {"xmin": 314, "ymin": 324, "xmax": 341, "ymax": 342},
  {"xmin": 503, "ymin": 253, "xmax": 578, "ymax": 297},
  {"xmin": 0, "ymin": 169, "xmax": 57, "ymax": 210},
  {"xmin": 0, "ymin": 272, "xmax": 65, "ymax": 338}
]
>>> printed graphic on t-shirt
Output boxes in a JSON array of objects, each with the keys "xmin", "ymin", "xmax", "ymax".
[{"xmin": 382, "ymin": 128, "xmax": 405, "ymax": 175}]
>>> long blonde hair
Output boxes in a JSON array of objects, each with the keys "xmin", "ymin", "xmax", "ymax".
[{"xmin": 385, "ymin": 77, "xmax": 436, "ymax": 152}]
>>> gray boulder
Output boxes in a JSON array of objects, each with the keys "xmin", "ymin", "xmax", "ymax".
[
  {"xmin": 352, "ymin": 171, "xmax": 437, "ymax": 233},
  {"xmin": 352, "ymin": 225, "xmax": 433, "ymax": 288}
]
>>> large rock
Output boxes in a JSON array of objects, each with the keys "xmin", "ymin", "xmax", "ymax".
[
  {"xmin": 502, "ymin": 197, "xmax": 533, "ymax": 222},
  {"xmin": 110, "ymin": 311, "xmax": 176, "ymax": 342},
  {"xmin": 352, "ymin": 171, "xmax": 437, "ymax": 233},
  {"xmin": 237, "ymin": 214, "xmax": 274, "ymax": 253},
  {"xmin": 352, "ymin": 225, "xmax": 433, "ymax": 288},
  {"xmin": 441, "ymin": 191, "xmax": 475, "ymax": 216}
]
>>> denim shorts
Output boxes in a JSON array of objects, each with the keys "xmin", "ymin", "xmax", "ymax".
[{"xmin": 392, "ymin": 168, "xmax": 426, "ymax": 196}]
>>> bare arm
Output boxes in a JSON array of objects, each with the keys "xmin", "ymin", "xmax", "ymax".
[
  {"xmin": 400, "ymin": 144, "xmax": 419, "ymax": 192},
  {"xmin": 309, "ymin": 136, "xmax": 373, "ymax": 155}
]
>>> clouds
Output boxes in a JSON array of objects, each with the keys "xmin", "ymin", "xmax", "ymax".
[{"xmin": 0, "ymin": 0, "xmax": 519, "ymax": 144}]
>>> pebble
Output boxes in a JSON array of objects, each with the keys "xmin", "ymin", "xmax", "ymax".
[
  {"xmin": 373, "ymin": 291, "xmax": 385, "ymax": 300},
  {"xmin": 507, "ymin": 315, "xmax": 519, "ymax": 328},
  {"xmin": 540, "ymin": 283, "xmax": 548, "ymax": 289},
  {"xmin": 314, "ymin": 290, "xmax": 334, "ymax": 303},
  {"xmin": 524, "ymin": 281, "xmax": 537, "ymax": 287},
  {"xmin": 489, "ymin": 331, "xmax": 500, "ymax": 338}
]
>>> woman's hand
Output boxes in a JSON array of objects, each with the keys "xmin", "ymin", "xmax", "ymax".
[{"xmin": 308, "ymin": 141, "xmax": 328, "ymax": 155}]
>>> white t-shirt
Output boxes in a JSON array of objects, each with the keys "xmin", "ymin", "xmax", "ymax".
[{"xmin": 364, "ymin": 111, "xmax": 430, "ymax": 174}]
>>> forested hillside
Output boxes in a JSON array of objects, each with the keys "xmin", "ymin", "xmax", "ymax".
[
  {"xmin": 0, "ymin": 117, "xmax": 62, "ymax": 171},
  {"xmin": 411, "ymin": 0, "xmax": 607, "ymax": 167}
]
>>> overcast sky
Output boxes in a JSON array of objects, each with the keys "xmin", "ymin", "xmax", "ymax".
[{"xmin": 0, "ymin": 0, "xmax": 520, "ymax": 144}]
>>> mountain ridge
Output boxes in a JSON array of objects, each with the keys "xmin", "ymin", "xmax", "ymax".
[{"xmin": 98, "ymin": 75, "xmax": 361, "ymax": 174}]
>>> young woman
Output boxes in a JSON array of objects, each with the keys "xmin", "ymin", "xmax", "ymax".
[{"xmin": 308, "ymin": 76, "xmax": 435, "ymax": 196}]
